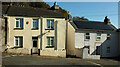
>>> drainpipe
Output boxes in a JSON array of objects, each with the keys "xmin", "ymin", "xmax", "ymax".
[
  {"xmin": 66, "ymin": 11, "xmax": 72, "ymax": 56},
  {"xmin": 40, "ymin": 17, "xmax": 43, "ymax": 50},
  {"xmin": 65, "ymin": 20, "xmax": 68, "ymax": 56}
]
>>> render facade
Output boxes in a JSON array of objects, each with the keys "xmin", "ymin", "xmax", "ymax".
[
  {"xmin": 2, "ymin": 4, "xmax": 67, "ymax": 57},
  {"xmin": 67, "ymin": 17, "xmax": 119, "ymax": 59}
]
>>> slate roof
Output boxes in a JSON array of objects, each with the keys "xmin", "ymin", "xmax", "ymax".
[
  {"xmin": 72, "ymin": 20, "xmax": 117, "ymax": 31},
  {"xmin": 2, "ymin": 6, "xmax": 65, "ymax": 18}
]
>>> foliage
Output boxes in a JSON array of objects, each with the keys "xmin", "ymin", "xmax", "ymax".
[{"xmin": 73, "ymin": 16, "xmax": 88, "ymax": 21}]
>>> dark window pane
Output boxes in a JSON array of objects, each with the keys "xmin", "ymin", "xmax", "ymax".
[
  {"xmin": 97, "ymin": 33, "xmax": 101, "ymax": 36},
  {"xmin": 20, "ymin": 19, "xmax": 23, "ymax": 28},
  {"xmin": 33, "ymin": 41, "xmax": 37, "ymax": 47},
  {"xmin": 86, "ymin": 33, "xmax": 89, "ymax": 35},
  {"xmin": 47, "ymin": 20, "xmax": 50, "ymax": 28},
  {"xmin": 86, "ymin": 36, "xmax": 90, "ymax": 39},
  {"xmin": 16, "ymin": 21, "xmax": 19, "ymax": 27},
  {"xmin": 19, "ymin": 37, "xmax": 23, "ymax": 47}
]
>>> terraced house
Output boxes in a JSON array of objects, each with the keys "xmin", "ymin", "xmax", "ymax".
[
  {"xmin": 2, "ymin": 2, "xmax": 119, "ymax": 59},
  {"xmin": 67, "ymin": 16, "xmax": 119, "ymax": 59},
  {"xmin": 2, "ymin": 2, "xmax": 67, "ymax": 57}
]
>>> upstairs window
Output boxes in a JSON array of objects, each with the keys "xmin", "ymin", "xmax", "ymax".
[
  {"xmin": 96, "ymin": 33, "xmax": 101, "ymax": 41},
  {"xmin": 46, "ymin": 37, "xmax": 54, "ymax": 48},
  {"xmin": 15, "ymin": 18, "xmax": 23, "ymax": 29},
  {"xmin": 14, "ymin": 36, "xmax": 23, "ymax": 47},
  {"xmin": 47, "ymin": 20, "xmax": 54, "ymax": 29},
  {"xmin": 32, "ymin": 19, "xmax": 38, "ymax": 29},
  {"xmin": 85, "ymin": 33, "xmax": 90, "ymax": 41},
  {"xmin": 107, "ymin": 34, "xmax": 111, "ymax": 40}
]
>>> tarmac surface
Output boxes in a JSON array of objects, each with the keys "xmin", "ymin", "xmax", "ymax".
[{"xmin": 2, "ymin": 53, "xmax": 120, "ymax": 67}]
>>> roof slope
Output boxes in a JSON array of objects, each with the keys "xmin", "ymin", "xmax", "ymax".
[
  {"xmin": 73, "ymin": 20, "xmax": 116, "ymax": 31},
  {"xmin": 2, "ymin": 6, "xmax": 65, "ymax": 18}
]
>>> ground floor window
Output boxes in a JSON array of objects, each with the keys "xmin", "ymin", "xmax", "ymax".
[
  {"xmin": 14, "ymin": 36, "xmax": 23, "ymax": 47},
  {"xmin": 106, "ymin": 47, "xmax": 110, "ymax": 54},
  {"xmin": 46, "ymin": 37, "xmax": 54, "ymax": 48}
]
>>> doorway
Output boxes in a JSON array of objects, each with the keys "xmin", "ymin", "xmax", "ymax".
[{"xmin": 32, "ymin": 37, "xmax": 38, "ymax": 54}]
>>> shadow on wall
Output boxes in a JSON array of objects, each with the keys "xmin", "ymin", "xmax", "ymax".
[{"xmin": 90, "ymin": 33, "xmax": 119, "ymax": 60}]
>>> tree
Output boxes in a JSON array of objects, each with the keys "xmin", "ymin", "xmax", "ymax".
[{"xmin": 73, "ymin": 16, "xmax": 88, "ymax": 21}]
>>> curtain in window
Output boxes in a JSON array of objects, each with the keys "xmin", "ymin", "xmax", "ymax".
[
  {"xmin": 47, "ymin": 37, "xmax": 50, "ymax": 46},
  {"xmin": 33, "ymin": 19, "xmax": 38, "ymax": 28},
  {"xmin": 51, "ymin": 20, "xmax": 54, "ymax": 29}
]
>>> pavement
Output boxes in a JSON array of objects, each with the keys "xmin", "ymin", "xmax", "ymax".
[{"xmin": 2, "ymin": 53, "xmax": 120, "ymax": 67}]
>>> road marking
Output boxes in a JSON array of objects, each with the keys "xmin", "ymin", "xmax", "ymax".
[{"xmin": 86, "ymin": 61, "xmax": 102, "ymax": 66}]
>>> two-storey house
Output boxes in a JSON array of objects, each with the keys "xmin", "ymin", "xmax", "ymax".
[
  {"xmin": 67, "ymin": 16, "xmax": 119, "ymax": 59},
  {"xmin": 2, "ymin": 3, "xmax": 67, "ymax": 57}
]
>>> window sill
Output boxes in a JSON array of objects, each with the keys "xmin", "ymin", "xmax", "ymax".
[
  {"xmin": 31, "ymin": 28, "xmax": 39, "ymax": 30},
  {"xmin": 96, "ymin": 40, "xmax": 101, "ymax": 41},
  {"xmin": 45, "ymin": 29, "xmax": 54, "ymax": 30},
  {"xmin": 84, "ymin": 40, "xmax": 90, "ymax": 41},
  {"xmin": 13, "ymin": 46, "xmax": 23, "ymax": 48},
  {"xmin": 14, "ymin": 28, "xmax": 23, "ymax": 30},
  {"xmin": 46, "ymin": 46, "xmax": 54, "ymax": 48}
]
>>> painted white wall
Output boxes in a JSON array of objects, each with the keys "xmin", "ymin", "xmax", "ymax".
[{"xmin": 75, "ymin": 30, "xmax": 119, "ymax": 57}]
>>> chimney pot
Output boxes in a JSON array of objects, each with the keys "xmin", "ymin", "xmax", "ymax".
[
  {"xmin": 68, "ymin": 11, "xmax": 70, "ymax": 15},
  {"xmin": 104, "ymin": 16, "xmax": 110, "ymax": 24},
  {"xmin": 54, "ymin": 1, "xmax": 57, "ymax": 5}
]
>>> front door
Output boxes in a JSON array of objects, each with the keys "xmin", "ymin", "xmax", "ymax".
[
  {"xmin": 96, "ymin": 46, "xmax": 101, "ymax": 55},
  {"xmin": 32, "ymin": 37, "xmax": 38, "ymax": 53}
]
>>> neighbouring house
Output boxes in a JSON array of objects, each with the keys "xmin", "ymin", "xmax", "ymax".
[
  {"xmin": 67, "ymin": 16, "xmax": 119, "ymax": 59},
  {"xmin": 118, "ymin": 29, "xmax": 120, "ymax": 57},
  {"xmin": 2, "ymin": 2, "xmax": 67, "ymax": 57}
]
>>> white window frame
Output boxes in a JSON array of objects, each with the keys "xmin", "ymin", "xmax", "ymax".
[
  {"xmin": 14, "ymin": 36, "xmax": 23, "ymax": 47},
  {"xmin": 46, "ymin": 19, "xmax": 54, "ymax": 29},
  {"xmin": 15, "ymin": 18, "xmax": 23, "ymax": 28},
  {"xmin": 32, "ymin": 19, "xmax": 39, "ymax": 29},
  {"xmin": 96, "ymin": 33, "xmax": 101, "ymax": 41},
  {"xmin": 46, "ymin": 37, "xmax": 54, "ymax": 47},
  {"xmin": 85, "ymin": 33, "xmax": 90, "ymax": 41}
]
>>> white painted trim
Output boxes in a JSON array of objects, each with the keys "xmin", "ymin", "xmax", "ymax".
[
  {"xmin": 32, "ymin": 19, "xmax": 39, "ymax": 29},
  {"xmin": 46, "ymin": 37, "xmax": 54, "ymax": 47},
  {"xmin": 46, "ymin": 19, "xmax": 54, "ymax": 29}
]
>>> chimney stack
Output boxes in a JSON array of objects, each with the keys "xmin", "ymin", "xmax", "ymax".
[
  {"xmin": 67, "ymin": 11, "xmax": 72, "ymax": 22},
  {"xmin": 51, "ymin": 2, "xmax": 59, "ymax": 10},
  {"xmin": 104, "ymin": 16, "xmax": 110, "ymax": 24}
]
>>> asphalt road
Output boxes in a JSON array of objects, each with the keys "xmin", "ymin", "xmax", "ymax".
[{"xmin": 2, "ymin": 53, "xmax": 120, "ymax": 67}]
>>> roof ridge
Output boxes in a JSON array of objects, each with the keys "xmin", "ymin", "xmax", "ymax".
[{"xmin": 74, "ymin": 20, "xmax": 104, "ymax": 23}]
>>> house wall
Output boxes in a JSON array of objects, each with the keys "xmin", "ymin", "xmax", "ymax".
[
  {"xmin": 1, "ymin": 18, "xmax": 5, "ymax": 52},
  {"xmin": 118, "ymin": 29, "xmax": 120, "ymax": 57},
  {"xmin": 75, "ymin": 30, "xmax": 119, "ymax": 57},
  {"xmin": 6, "ymin": 16, "xmax": 66, "ymax": 57},
  {"xmin": 67, "ymin": 22, "xmax": 82, "ymax": 57},
  {"xmin": 40, "ymin": 18, "xmax": 66, "ymax": 57}
]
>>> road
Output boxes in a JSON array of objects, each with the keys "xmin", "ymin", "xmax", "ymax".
[{"xmin": 2, "ymin": 53, "xmax": 120, "ymax": 67}]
